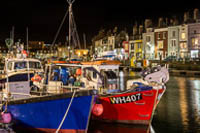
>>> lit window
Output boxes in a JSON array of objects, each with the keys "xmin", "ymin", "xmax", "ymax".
[
  {"xmin": 181, "ymin": 33, "xmax": 186, "ymax": 39},
  {"xmin": 180, "ymin": 43, "xmax": 187, "ymax": 49},
  {"xmin": 157, "ymin": 41, "xmax": 163, "ymax": 49}
]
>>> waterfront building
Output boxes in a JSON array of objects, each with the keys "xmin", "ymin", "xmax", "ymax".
[
  {"xmin": 188, "ymin": 23, "xmax": 200, "ymax": 58},
  {"xmin": 107, "ymin": 35, "xmax": 115, "ymax": 51},
  {"xmin": 168, "ymin": 25, "xmax": 180, "ymax": 58},
  {"xmin": 179, "ymin": 24, "xmax": 189, "ymax": 59},
  {"xmin": 94, "ymin": 39, "xmax": 103, "ymax": 57},
  {"xmin": 133, "ymin": 39, "xmax": 143, "ymax": 60},
  {"xmin": 131, "ymin": 24, "xmax": 144, "ymax": 60},
  {"xmin": 154, "ymin": 28, "xmax": 168, "ymax": 60},
  {"xmin": 143, "ymin": 28, "xmax": 155, "ymax": 60}
]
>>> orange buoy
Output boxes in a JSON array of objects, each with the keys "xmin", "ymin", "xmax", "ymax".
[{"xmin": 92, "ymin": 104, "xmax": 103, "ymax": 116}]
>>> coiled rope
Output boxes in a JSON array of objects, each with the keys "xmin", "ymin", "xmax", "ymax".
[{"xmin": 55, "ymin": 90, "xmax": 76, "ymax": 133}]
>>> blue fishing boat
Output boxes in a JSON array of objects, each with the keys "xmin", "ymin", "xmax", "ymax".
[{"xmin": 0, "ymin": 57, "xmax": 96, "ymax": 132}]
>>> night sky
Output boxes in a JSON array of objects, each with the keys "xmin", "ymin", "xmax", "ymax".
[{"xmin": 0, "ymin": 0, "xmax": 200, "ymax": 46}]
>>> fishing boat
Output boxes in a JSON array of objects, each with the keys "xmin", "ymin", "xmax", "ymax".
[
  {"xmin": 81, "ymin": 60, "xmax": 169, "ymax": 125},
  {"xmin": 0, "ymin": 58, "xmax": 96, "ymax": 133},
  {"xmin": 0, "ymin": 43, "xmax": 43, "ymax": 98},
  {"xmin": 0, "ymin": 50, "xmax": 96, "ymax": 132}
]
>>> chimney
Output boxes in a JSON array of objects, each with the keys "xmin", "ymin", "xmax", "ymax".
[
  {"xmin": 139, "ymin": 25, "xmax": 143, "ymax": 35},
  {"xmin": 158, "ymin": 17, "xmax": 164, "ymax": 28},
  {"xmin": 170, "ymin": 18, "xmax": 174, "ymax": 26},
  {"xmin": 174, "ymin": 18, "xmax": 179, "ymax": 25},
  {"xmin": 194, "ymin": 8, "xmax": 199, "ymax": 22},
  {"xmin": 133, "ymin": 23, "xmax": 138, "ymax": 36},
  {"xmin": 165, "ymin": 18, "xmax": 169, "ymax": 26},
  {"xmin": 144, "ymin": 19, "xmax": 152, "ymax": 29},
  {"xmin": 184, "ymin": 12, "xmax": 189, "ymax": 23}
]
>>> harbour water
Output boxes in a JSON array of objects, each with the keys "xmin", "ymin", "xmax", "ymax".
[{"xmin": 88, "ymin": 75, "xmax": 200, "ymax": 133}]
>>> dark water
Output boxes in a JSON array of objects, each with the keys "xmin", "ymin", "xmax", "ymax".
[{"xmin": 88, "ymin": 76, "xmax": 200, "ymax": 133}]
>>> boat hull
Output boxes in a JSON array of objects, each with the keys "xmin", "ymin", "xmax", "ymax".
[
  {"xmin": 92, "ymin": 88, "xmax": 164, "ymax": 125},
  {"xmin": 5, "ymin": 90, "xmax": 94, "ymax": 132}
]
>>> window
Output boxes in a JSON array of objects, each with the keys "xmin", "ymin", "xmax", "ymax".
[
  {"xmin": 181, "ymin": 33, "xmax": 186, "ymax": 39},
  {"xmin": 7, "ymin": 62, "xmax": 13, "ymax": 70},
  {"xmin": 14, "ymin": 62, "xmax": 27, "ymax": 70},
  {"xmin": 146, "ymin": 36, "xmax": 151, "ymax": 42},
  {"xmin": 172, "ymin": 31, "xmax": 176, "ymax": 37},
  {"xmin": 191, "ymin": 38, "xmax": 199, "ymax": 48},
  {"xmin": 180, "ymin": 42, "xmax": 187, "ymax": 49},
  {"xmin": 29, "ymin": 61, "xmax": 41, "ymax": 69},
  {"xmin": 93, "ymin": 71, "xmax": 97, "ymax": 79},
  {"xmin": 158, "ymin": 33, "xmax": 161, "ymax": 39},
  {"xmin": 131, "ymin": 43, "xmax": 134, "ymax": 50},
  {"xmin": 157, "ymin": 41, "xmax": 163, "ymax": 49},
  {"xmin": 138, "ymin": 43, "xmax": 141, "ymax": 49},
  {"xmin": 171, "ymin": 40, "xmax": 176, "ymax": 47},
  {"xmin": 163, "ymin": 32, "xmax": 167, "ymax": 39}
]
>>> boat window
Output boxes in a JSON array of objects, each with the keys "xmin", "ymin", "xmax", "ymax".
[
  {"xmin": 93, "ymin": 71, "xmax": 97, "ymax": 79},
  {"xmin": 104, "ymin": 71, "xmax": 117, "ymax": 79},
  {"xmin": 7, "ymin": 62, "xmax": 13, "ymax": 70},
  {"xmin": 29, "ymin": 61, "xmax": 41, "ymax": 69},
  {"xmin": 14, "ymin": 62, "xmax": 27, "ymax": 70}
]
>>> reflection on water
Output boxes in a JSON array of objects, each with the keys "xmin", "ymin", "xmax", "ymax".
[
  {"xmin": 153, "ymin": 76, "xmax": 200, "ymax": 133},
  {"xmin": 89, "ymin": 73, "xmax": 200, "ymax": 133}
]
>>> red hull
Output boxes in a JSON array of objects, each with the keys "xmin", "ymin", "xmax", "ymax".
[{"xmin": 92, "ymin": 88, "xmax": 165, "ymax": 125}]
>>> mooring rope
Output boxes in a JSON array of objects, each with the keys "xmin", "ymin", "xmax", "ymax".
[{"xmin": 55, "ymin": 90, "xmax": 76, "ymax": 133}]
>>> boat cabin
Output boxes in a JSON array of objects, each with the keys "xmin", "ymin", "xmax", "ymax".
[
  {"xmin": 4, "ymin": 58, "xmax": 43, "ymax": 73},
  {"xmin": 44, "ymin": 63, "xmax": 103, "ymax": 93}
]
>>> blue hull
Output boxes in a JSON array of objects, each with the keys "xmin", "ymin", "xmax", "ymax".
[{"xmin": 6, "ymin": 91, "xmax": 94, "ymax": 132}]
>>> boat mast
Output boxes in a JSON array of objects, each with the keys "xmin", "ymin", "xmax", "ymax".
[
  {"xmin": 68, "ymin": 1, "xmax": 72, "ymax": 48},
  {"xmin": 67, "ymin": 0, "xmax": 81, "ymax": 49}
]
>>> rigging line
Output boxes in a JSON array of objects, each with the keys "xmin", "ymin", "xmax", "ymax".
[
  {"xmin": 71, "ymin": 11, "xmax": 81, "ymax": 48},
  {"xmin": 51, "ymin": 8, "xmax": 69, "ymax": 48},
  {"xmin": 55, "ymin": 90, "xmax": 76, "ymax": 133}
]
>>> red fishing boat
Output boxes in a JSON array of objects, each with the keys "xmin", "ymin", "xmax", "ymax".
[{"xmin": 91, "ymin": 65, "xmax": 169, "ymax": 125}]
